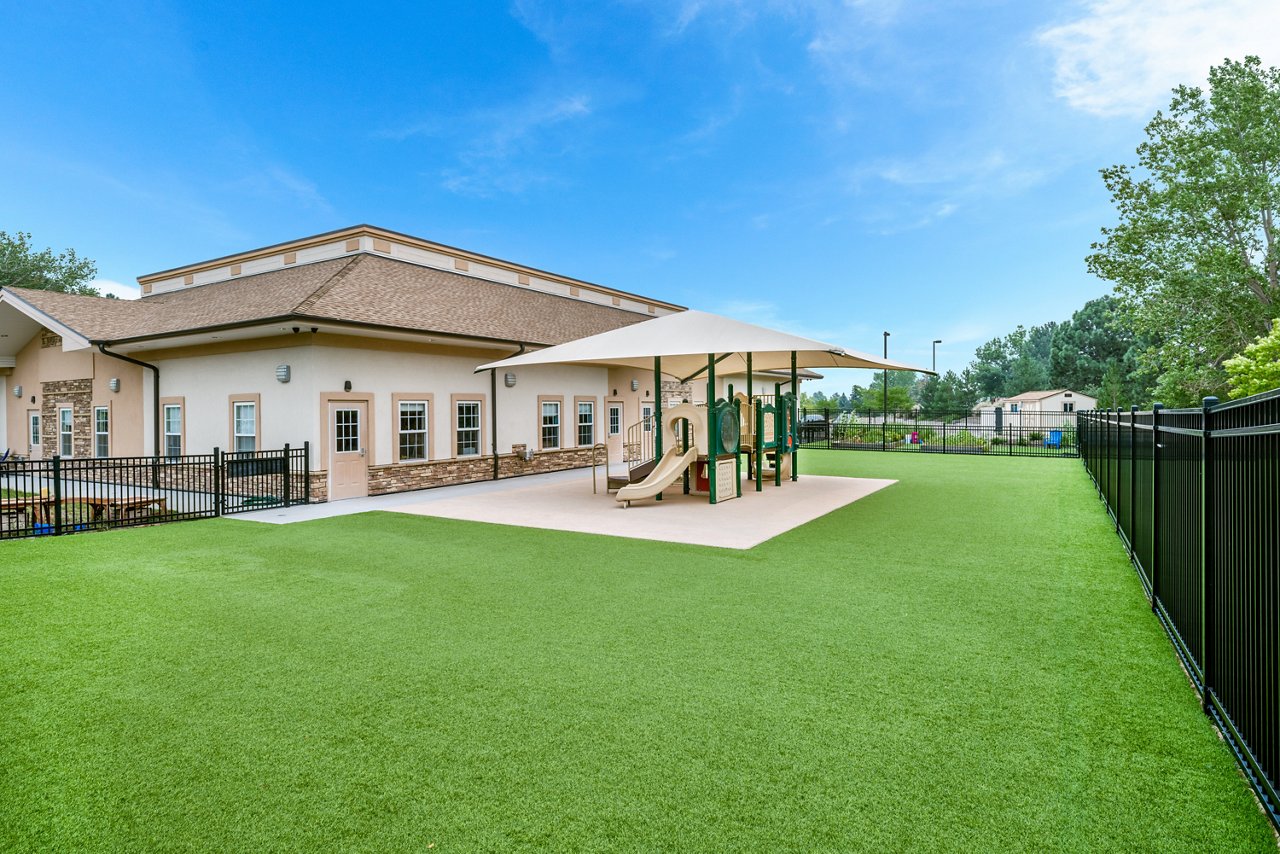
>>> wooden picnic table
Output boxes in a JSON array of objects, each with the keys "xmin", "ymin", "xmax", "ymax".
[
  {"xmin": 82, "ymin": 496, "xmax": 168, "ymax": 522},
  {"xmin": 0, "ymin": 496, "xmax": 58, "ymax": 531}
]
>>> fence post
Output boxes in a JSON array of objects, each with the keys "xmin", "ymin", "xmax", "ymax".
[
  {"xmin": 52, "ymin": 455, "xmax": 63, "ymax": 535},
  {"xmin": 1200, "ymin": 396, "xmax": 1217, "ymax": 714},
  {"xmin": 304, "ymin": 441, "xmax": 311, "ymax": 504},
  {"xmin": 1129, "ymin": 405, "xmax": 1138, "ymax": 558},
  {"xmin": 1103, "ymin": 409, "xmax": 1110, "ymax": 503},
  {"xmin": 1151, "ymin": 403, "xmax": 1163, "ymax": 611},
  {"xmin": 214, "ymin": 447, "xmax": 223, "ymax": 517},
  {"xmin": 283, "ymin": 443, "xmax": 292, "ymax": 508}
]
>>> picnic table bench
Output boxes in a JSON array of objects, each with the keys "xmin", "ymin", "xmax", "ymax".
[
  {"xmin": 82, "ymin": 496, "xmax": 168, "ymax": 522},
  {"xmin": 0, "ymin": 496, "xmax": 57, "ymax": 531}
]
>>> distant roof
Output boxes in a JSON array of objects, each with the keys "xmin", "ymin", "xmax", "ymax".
[
  {"xmin": 2, "ymin": 253, "xmax": 657, "ymax": 347},
  {"xmin": 1000, "ymin": 389, "xmax": 1071, "ymax": 401}
]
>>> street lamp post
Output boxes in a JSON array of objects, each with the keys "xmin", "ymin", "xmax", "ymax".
[{"xmin": 933, "ymin": 339, "xmax": 942, "ymax": 374}]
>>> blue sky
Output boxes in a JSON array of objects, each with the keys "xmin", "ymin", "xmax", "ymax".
[{"xmin": 3, "ymin": 1, "xmax": 1276, "ymax": 393}]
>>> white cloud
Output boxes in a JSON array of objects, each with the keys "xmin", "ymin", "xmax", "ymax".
[
  {"xmin": 1038, "ymin": 0, "xmax": 1280, "ymax": 117},
  {"xmin": 432, "ymin": 92, "xmax": 595, "ymax": 196},
  {"xmin": 91, "ymin": 279, "xmax": 140, "ymax": 300}
]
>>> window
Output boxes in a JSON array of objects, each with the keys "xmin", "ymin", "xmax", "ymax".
[
  {"xmin": 541, "ymin": 400, "xmax": 561, "ymax": 450},
  {"xmin": 1010, "ymin": 403, "xmax": 1020, "ymax": 413},
  {"xmin": 94, "ymin": 406, "xmax": 109, "ymax": 458},
  {"xmin": 398, "ymin": 400, "xmax": 428, "ymax": 461},
  {"xmin": 608, "ymin": 403, "xmax": 621, "ymax": 437},
  {"xmin": 642, "ymin": 402, "xmax": 654, "ymax": 432},
  {"xmin": 163, "ymin": 404, "xmax": 183, "ymax": 457},
  {"xmin": 233, "ymin": 401, "xmax": 257, "ymax": 453},
  {"xmin": 59, "ymin": 407, "xmax": 73, "ymax": 457},
  {"xmin": 577, "ymin": 400, "xmax": 594, "ymax": 447},
  {"xmin": 334, "ymin": 408, "xmax": 360, "ymax": 453},
  {"xmin": 456, "ymin": 401, "xmax": 481, "ymax": 456},
  {"xmin": 1063, "ymin": 402, "xmax": 1075, "ymax": 413},
  {"xmin": 29, "ymin": 413, "xmax": 40, "ymax": 448}
]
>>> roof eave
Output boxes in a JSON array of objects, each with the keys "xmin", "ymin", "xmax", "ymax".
[{"xmin": 0, "ymin": 288, "xmax": 94, "ymax": 351}]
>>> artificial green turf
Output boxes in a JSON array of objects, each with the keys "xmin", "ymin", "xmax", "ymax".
[{"xmin": 1, "ymin": 452, "xmax": 1273, "ymax": 851}]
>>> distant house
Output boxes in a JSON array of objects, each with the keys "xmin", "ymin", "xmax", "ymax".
[{"xmin": 976, "ymin": 389, "xmax": 1097, "ymax": 431}]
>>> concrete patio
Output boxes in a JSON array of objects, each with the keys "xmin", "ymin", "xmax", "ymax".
[{"xmin": 236, "ymin": 468, "xmax": 896, "ymax": 549}]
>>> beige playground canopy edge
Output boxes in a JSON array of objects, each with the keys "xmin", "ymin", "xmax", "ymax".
[{"xmin": 476, "ymin": 309, "xmax": 932, "ymax": 379}]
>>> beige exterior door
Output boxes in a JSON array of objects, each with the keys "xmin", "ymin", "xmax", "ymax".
[
  {"xmin": 27, "ymin": 410, "xmax": 41, "ymax": 460},
  {"xmin": 606, "ymin": 401, "xmax": 623, "ymax": 461},
  {"xmin": 329, "ymin": 401, "xmax": 369, "ymax": 500}
]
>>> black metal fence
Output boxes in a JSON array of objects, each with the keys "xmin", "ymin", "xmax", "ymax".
[
  {"xmin": 1080, "ymin": 392, "xmax": 1280, "ymax": 829},
  {"xmin": 798, "ymin": 408, "xmax": 1079, "ymax": 457},
  {"xmin": 0, "ymin": 444, "xmax": 309, "ymax": 540}
]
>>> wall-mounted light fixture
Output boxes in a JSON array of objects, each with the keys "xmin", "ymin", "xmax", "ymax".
[
  {"xmin": 276, "ymin": 365, "xmax": 291, "ymax": 383},
  {"xmin": 343, "ymin": 380, "xmax": 352, "ymax": 392},
  {"xmin": 504, "ymin": 372, "xmax": 517, "ymax": 388},
  {"xmin": 11, "ymin": 385, "xmax": 21, "ymax": 398},
  {"xmin": 108, "ymin": 378, "xmax": 120, "ymax": 393},
  {"xmin": 630, "ymin": 379, "xmax": 639, "ymax": 392}
]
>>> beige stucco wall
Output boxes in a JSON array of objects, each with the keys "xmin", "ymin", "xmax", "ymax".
[
  {"xmin": 4, "ymin": 333, "xmax": 146, "ymax": 457},
  {"xmin": 150, "ymin": 336, "xmax": 613, "ymax": 470},
  {"xmin": 154, "ymin": 342, "xmax": 318, "ymax": 457}
]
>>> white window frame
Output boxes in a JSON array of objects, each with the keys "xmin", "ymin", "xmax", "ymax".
[
  {"xmin": 607, "ymin": 403, "xmax": 622, "ymax": 437},
  {"xmin": 1063, "ymin": 402, "xmax": 1075, "ymax": 413},
  {"xmin": 577, "ymin": 400, "xmax": 594, "ymax": 447},
  {"xmin": 334, "ymin": 406, "xmax": 361, "ymax": 454},
  {"xmin": 58, "ymin": 407, "xmax": 73, "ymax": 457},
  {"xmin": 233, "ymin": 401, "xmax": 257, "ymax": 454},
  {"xmin": 541, "ymin": 400, "xmax": 562, "ymax": 450},
  {"xmin": 642, "ymin": 402, "xmax": 654, "ymax": 432},
  {"xmin": 94, "ymin": 406, "xmax": 110, "ymax": 458},
  {"xmin": 29, "ymin": 412, "xmax": 40, "ymax": 449},
  {"xmin": 456, "ymin": 400, "xmax": 481, "ymax": 457},
  {"xmin": 164, "ymin": 404, "xmax": 183, "ymax": 457},
  {"xmin": 398, "ymin": 400, "xmax": 429, "ymax": 461}
]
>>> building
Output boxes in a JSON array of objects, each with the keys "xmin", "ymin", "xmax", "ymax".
[
  {"xmin": 976, "ymin": 389, "xmax": 1097, "ymax": 430},
  {"xmin": 0, "ymin": 225, "xmax": 694, "ymax": 501}
]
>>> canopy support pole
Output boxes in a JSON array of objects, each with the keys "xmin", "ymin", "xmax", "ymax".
[
  {"xmin": 707, "ymin": 353, "xmax": 716, "ymax": 505},
  {"xmin": 679, "ymin": 352, "xmax": 734, "ymax": 384},
  {"xmin": 746, "ymin": 352, "xmax": 753, "ymax": 485},
  {"xmin": 654, "ymin": 356, "xmax": 663, "ymax": 502},
  {"xmin": 791, "ymin": 350, "xmax": 798, "ymax": 480}
]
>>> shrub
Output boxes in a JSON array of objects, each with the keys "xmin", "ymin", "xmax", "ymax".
[{"xmin": 1028, "ymin": 431, "xmax": 1044, "ymax": 441}]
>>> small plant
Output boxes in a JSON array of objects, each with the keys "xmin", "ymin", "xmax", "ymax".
[
  {"xmin": 1028, "ymin": 431, "xmax": 1044, "ymax": 442},
  {"xmin": 991, "ymin": 436, "xmax": 1006, "ymax": 445}
]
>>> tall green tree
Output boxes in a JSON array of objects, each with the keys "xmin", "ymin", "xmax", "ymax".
[
  {"xmin": 850, "ymin": 370, "xmax": 917, "ymax": 413},
  {"xmin": 1048, "ymin": 295, "xmax": 1152, "ymax": 405},
  {"xmin": 916, "ymin": 370, "xmax": 979, "ymax": 416},
  {"xmin": 970, "ymin": 324, "xmax": 1055, "ymax": 399},
  {"xmin": 0, "ymin": 231, "xmax": 99, "ymax": 295},
  {"xmin": 1224, "ymin": 319, "xmax": 1280, "ymax": 398},
  {"xmin": 1088, "ymin": 56, "xmax": 1280, "ymax": 406}
]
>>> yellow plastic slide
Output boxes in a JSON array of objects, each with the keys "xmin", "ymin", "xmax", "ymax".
[{"xmin": 616, "ymin": 445, "xmax": 698, "ymax": 507}]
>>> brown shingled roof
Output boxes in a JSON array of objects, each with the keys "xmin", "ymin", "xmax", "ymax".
[{"xmin": 4, "ymin": 254, "xmax": 658, "ymax": 346}]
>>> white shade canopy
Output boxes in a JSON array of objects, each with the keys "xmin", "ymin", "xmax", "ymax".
[{"xmin": 476, "ymin": 309, "xmax": 932, "ymax": 379}]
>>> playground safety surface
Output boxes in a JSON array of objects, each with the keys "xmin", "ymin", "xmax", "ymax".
[{"xmin": 390, "ymin": 472, "xmax": 895, "ymax": 549}]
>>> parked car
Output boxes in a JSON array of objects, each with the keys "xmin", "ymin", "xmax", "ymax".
[{"xmin": 799, "ymin": 413, "xmax": 829, "ymax": 443}]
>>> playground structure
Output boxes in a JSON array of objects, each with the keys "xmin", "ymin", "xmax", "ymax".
[
  {"xmin": 476, "ymin": 308, "xmax": 930, "ymax": 510},
  {"xmin": 615, "ymin": 354, "xmax": 800, "ymax": 507}
]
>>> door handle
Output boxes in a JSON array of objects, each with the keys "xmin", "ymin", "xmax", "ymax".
[{"xmin": 360, "ymin": 448, "xmax": 366, "ymax": 458}]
